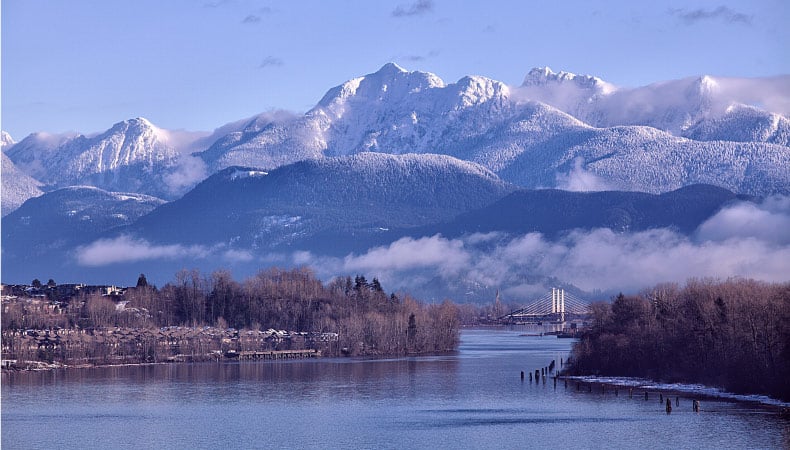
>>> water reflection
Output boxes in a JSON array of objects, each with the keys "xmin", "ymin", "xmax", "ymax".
[{"xmin": 2, "ymin": 329, "xmax": 788, "ymax": 450}]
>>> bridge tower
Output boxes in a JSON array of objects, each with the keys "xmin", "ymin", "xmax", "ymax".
[
  {"xmin": 552, "ymin": 288, "xmax": 566, "ymax": 323},
  {"xmin": 560, "ymin": 288, "xmax": 565, "ymax": 323}
]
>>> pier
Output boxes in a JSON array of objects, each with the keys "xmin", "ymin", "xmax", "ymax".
[{"xmin": 228, "ymin": 349, "xmax": 320, "ymax": 360}]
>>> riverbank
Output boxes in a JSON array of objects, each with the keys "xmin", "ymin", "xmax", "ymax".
[
  {"xmin": 559, "ymin": 374, "xmax": 790, "ymax": 410},
  {"xmin": 1, "ymin": 358, "xmax": 185, "ymax": 374},
  {"xmin": 566, "ymin": 280, "xmax": 790, "ymax": 403}
]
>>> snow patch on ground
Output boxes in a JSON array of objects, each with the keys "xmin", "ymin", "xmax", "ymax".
[
  {"xmin": 230, "ymin": 169, "xmax": 268, "ymax": 180},
  {"xmin": 564, "ymin": 375, "xmax": 790, "ymax": 408}
]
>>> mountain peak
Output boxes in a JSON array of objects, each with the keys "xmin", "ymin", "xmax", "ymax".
[
  {"xmin": 522, "ymin": 67, "xmax": 613, "ymax": 93},
  {"xmin": 375, "ymin": 62, "xmax": 408, "ymax": 76},
  {"xmin": 695, "ymin": 75, "xmax": 719, "ymax": 94},
  {"xmin": 527, "ymin": 66, "xmax": 554, "ymax": 79},
  {"xmin": 1, "ymin": 131, "xmax": 14, "ymax": 149},
  {"xmin": 103, "ymin": 117, "xmax": 171, "ymax": 146},
  {"xmin": 312, "ymin": 64, "xmax": 445, "ymax": 114},
  {"xmin": 110, "ymin": 117, "xmax": 157, "ymax": 133},
  {"xmin": 453, "ymin": 75, "xmax": 510, "ymax": 106}
]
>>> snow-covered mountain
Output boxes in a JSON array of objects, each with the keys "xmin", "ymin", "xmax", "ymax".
[
  {"xmin": 683, "ymin": 104, "xmax": 789, "ymax": 145},
  {"xmin": 5, "ymin": 118, "xmax": 206, "ymax": 199},
  {"xmin": 129, "ymin": 152, "xmax": 515, "ymax": 250},
  {"xmin": 2, "ymin": 132, "xmax": 44, "ymax": 216},
  {"xmin": 1, "ymin": 153, "xmax": 43, "ymax": 217},
  {"xmin": 6, "ymin": 64, "xmax": 788, "ymax": 205},
  {"xmin": 1, "ymin": 131, "xmax": 15, "ymax": 149},
  {"xmin": 2, "ymin": 186, "xmax": 165, "ymax": 261},
  {"xmin": 519, "ymin": 67, "xmax": 790, "ymax": 144},
  {"xmin": 197, "ymin": 64, "xmax": 790, "ymax": 196},
  {"xmin": 198, "ymin": 63, "xmax": 538, "ymax": 171}
]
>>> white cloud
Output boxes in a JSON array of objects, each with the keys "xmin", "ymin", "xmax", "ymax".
[
  {"xmin": 548, "ymin": 228, "xmax": 790, "ymax": 291},
  {"xmin": 259, "ymin": 56, "xmax": 284, "ymax": 69},
  {"xmin": 668, "ymin": 6, "xmax": 752, "ymax": 26},
  {"xmin": 76, "ymin": 236, "xmax": 210, "ymax": 266},
  {"xmin": 342, "ymin": 235, "xmax": 469, "ymax": 277},
  {"xmin": 713, "ymin": 76, "xmax": 790, "ymax": 117},
  {"xmin": 513, "ymin": 71, "xmax": 790, "ymax": 132},
  {"xmin": 162, "ymin": 154, "xmax": 208, "ymax": 195},
  {"xmin": 392, "ymin": 0, "xmax": 433, "ymax": 17},
  {"xmin": 222, "ymin": 249, "xmax": 254, "ymax": 263},
  {"xmin": 289, "ymin": 198, "xmax": 790, "ymax": 295},
  {"xmin": 555, "ymin": 157, "xmax": 614, "ymax": 192},
  {"xmin": 697, "ymin": 196, "xmax": 790, "ymax": 244},
  {"xmin": 75, "ymin": 199, "xmax": 790, "ymax": 297}
]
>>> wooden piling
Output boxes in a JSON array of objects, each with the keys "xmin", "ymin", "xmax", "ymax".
[
  {"xmin": 645, "ymin": 391, "xmax": 648, "ymax": 401},
  {"xmin": 666, "ymin": 398, "xmax": 672, "ymax": 414},
  {"xmin": 676, "ymin": 397, "xmax": 679, "ymax": 407},
  {"xmin": 521, "ymin": 371, "xmax": 525, "ymax": 381}
]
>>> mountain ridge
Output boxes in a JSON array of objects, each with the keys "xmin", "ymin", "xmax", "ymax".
[
  {"xmin": 192, "ymin": 64, "xmax": 789, "ymax": 196},
  {"xmin": 6, "ymin": 64, "xmax": 788, "ymax": 217}
]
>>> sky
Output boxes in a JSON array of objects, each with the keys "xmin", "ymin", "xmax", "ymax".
[{"xmin": 2, "ymin": 0, "xmax": 788, "ymax": 140}]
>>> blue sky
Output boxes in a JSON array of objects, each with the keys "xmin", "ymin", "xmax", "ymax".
[{"xmin": 2, "ymin": 0, "xmax": 788, "ymax": 139}]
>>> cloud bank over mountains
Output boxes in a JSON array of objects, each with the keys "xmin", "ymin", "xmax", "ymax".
[
  {"xmin": 70, "ymin": 197, "xmax": 790, "ymax": 298},
  {"xmin": 292, "ymin": 197, "xmax": 790, "ymax": 297}
]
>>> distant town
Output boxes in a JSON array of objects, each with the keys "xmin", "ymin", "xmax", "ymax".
[{"xmin": 1, "ymin": 269, "xmax": 462, "ymax": 370}]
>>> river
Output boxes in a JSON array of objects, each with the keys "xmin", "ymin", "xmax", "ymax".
[{"xmin": 2, "ymin": 328, "xmax": 788, "ymax": 449}]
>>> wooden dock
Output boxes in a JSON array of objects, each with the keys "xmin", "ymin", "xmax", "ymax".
[{"xmin": 230, "ymin": 349, "xmax": 319, "ymax": 360}]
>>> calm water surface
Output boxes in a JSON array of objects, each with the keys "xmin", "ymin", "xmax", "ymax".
[{"xmin": 2, "ymin": 328, "xmax": 788, "ymax": 449}]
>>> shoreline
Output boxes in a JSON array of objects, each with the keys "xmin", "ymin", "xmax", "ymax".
[
  {"xmin": 1, "ymin": 359, "xmax": 186, "ymax": 374},
  {"xmin": 1, "ymin": 349, "xmax": 457, "ymax": 376},
  {"xmin": 558, "ymin": 374, "xmax": 790, "ymax": 410}
]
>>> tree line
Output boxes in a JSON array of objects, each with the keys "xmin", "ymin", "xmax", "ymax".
[
  {"xmin": 566, "ymin": 278, "xmax": 790, "ymax": 401},
  {"xmin": 2, "ymin": 268, "xmax": 460, "ymax": 361}
]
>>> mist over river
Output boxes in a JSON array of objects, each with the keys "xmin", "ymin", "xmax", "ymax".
[{"xmin": 2, "ymin": 328, "xmax": 788, "ymax": 449}]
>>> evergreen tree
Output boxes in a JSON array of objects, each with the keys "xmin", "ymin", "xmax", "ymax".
[
  {"xmin": 407, "ymin": 313, "xmax": 417, "ymax": 352},
  {"xmin": 371, "ymin": 278, "xmax": 383, "ymax": 292},
  {"xmin": 354, "ymin": 275, "xmax": 368, "ymax": 292},
  {"xmin": 137, "ymin": 273, "xmax": 149, "ymax": 287}
]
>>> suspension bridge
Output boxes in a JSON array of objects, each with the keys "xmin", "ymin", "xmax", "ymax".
[{"xmin": 499, "ymin": 288, "xmax": 590, "ymax": 324}]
